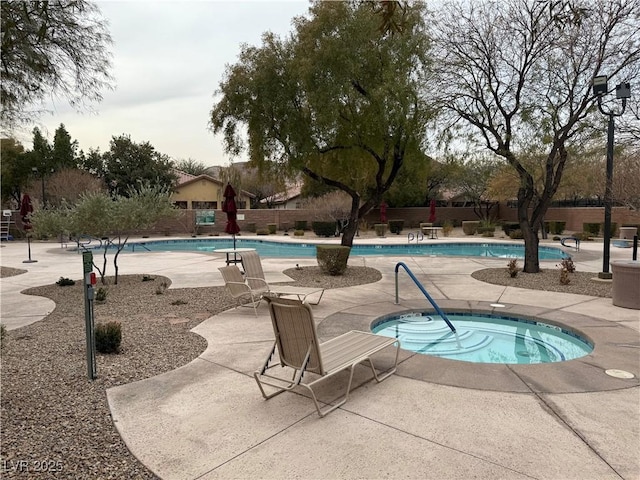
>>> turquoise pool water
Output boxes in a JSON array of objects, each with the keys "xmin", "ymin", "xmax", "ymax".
[
  {"xmin": 372, "ymin": 312, "xmax": 593, "ymax": 364},
  {"xmin": 110, "ymin": 238, "xmax": 569, "ymax": 260}
]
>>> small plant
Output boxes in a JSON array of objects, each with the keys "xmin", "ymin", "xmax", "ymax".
[
  {"xmin": 267, "ymin": 223, "xmax": 277, "ymax": 234},
  {"xmin": 171, "ymin": 299, "xmax": 188, "ymax": 305},
  {"xmin": 316, "ymin": 245, "xmax": 351, "ymax": 276},
  {"xmin": 293, "ymin": 229, "xmax": 305, "ymax": 236},
  {"xmin": 442, "ymin": 221, "xmax": 454, "ymax": 237},
  {"xmin": 142, "ymin": 274, "xmax": 155, "ymax": 282},
  {"xmin": 95, "ymin": 321, "xmax": 122, "ymax": 354},
  {"xmin": 509, "ymin": 229, "xmax": 524, "ymax": 240},
  {"xmin": 312, "ymin": 221, "xmax": 337, "ymax": 237},
  {"xmin": 256, "ymin": 228, "xmax": 269, "ymax": 235},
  {"xmin": 507, "ymin": 258, "xmax": 519, "ymax": 278},
  {"xmin": 374, "ymin": 223, "xmax": 387, "ymax": 237},
  {"xmin": 56, "ymin": 277, "xmax": 76, "ymax": 287},
  {"xmin": 155, "ymin": 281, "xmax": 168, "ymax": 295},
  {"xmin": 462, "ymin": 221, "xmax": 480, "ymax": 235},
  {"xmin": 558, "ymin": 257, "xmax": 576, "ymax": 273},
  {"xmin": 388, "ymin": 219, "xmax": 405, "ymax": 235},
  {"xmin": 559, "ymin": 267, "xmax": 570, "ymax": 285},
  {"xmin": 95, "ymin": 287, "xmax": 108, "ymax": 302}
]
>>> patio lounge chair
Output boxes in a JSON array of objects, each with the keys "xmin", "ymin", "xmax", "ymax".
[
  {"xmin": 254, "ymin": 296, "xmax": 401, "ymax": 417},
  {"xmin": 218, "ymin": 265, "xmax": 267, "ymax": 316},
  {"xmin": 240, "ymin": 250, "xmax": 325, "ymax": 305}
]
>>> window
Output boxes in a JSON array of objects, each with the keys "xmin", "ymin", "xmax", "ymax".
[
  {"xmin": 193, "ymin": 201, "xmax": 217, "ymax": 209},
  {"xmin": 173, "ymin": 201, "xmax": 188, "ymax": 209}
]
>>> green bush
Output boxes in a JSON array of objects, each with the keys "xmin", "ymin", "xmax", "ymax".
[
  {"xmin": 583, "ymin": 223, "xmax": 600, "ymax": 236},
  {"xmin": 316, "ymin": 245, "xmax": 351, "ymax": 276},
  {"xmin": 545, "ymin": 221, "xmax": 566, "ymax": 235},
  {"xmin": 256, "ymin": 228, "xmax": 269, "ymax": 235},
  {"xmin": 509, "ymin": 229, "xmax": 524, "ymax": 239},
  {"xmin": 246, "ymin": 222, "xmax": 257, "ymax": 233},
  {"xmin": 293, "ymin": 229, "xmax": 305, "ymax": 236},
  {"xmin": 462, "ymin": 221, "xmax": 479, "ymax": 235},
  {"xmin": 56, "ymin": 277, "xmax": 75, "ymax": 287},
  {"xmin": 294, "ymin": 220, "xmax": 307, "ymax": 231},
  {"xmin": 95, "ymin": 287, "xmax": 108, "ymax": 302},
  {"xmin": 95, "ymin": 321, "xmax": 122, "ymax": 354},
  {"xmin": 312, "ymin": 221, "xmax": 336, "ymax": 237},
  {"xmin": 501, "ymin": 222, "xmax": 520, "ymax": 235},
  {"xmin": 388, "ymin": 220, "xmax": 405, "ymax": 234},
  {"xmin": 374, "ymin": 223, "xmax": 387, "ymax": 237},
  {"xmin": 477, "ymin": 221, "xmax": 496, "ymax": 235},
  {"xmin": 442, "ymin": 220, "xmax": 454, "ymax": 237},
  {"xmin": 267, "ymin": 223, "xmax": 277, "ymax": 234}
]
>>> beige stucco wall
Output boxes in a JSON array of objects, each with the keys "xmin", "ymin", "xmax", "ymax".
[{"xmin": 171, "ymin": 179, "xmax": 251, "ymax": 209}]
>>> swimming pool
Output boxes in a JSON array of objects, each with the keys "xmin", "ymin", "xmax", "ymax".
[
  {"xmin": 110, "ymin": 238, "xmax": 569, "ymax": 260},
  {"xmin": 372, "ymin": 311, "xmax": 593, "ymax": 364}
]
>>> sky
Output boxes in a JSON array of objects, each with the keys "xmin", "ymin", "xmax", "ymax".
[{"xmin": 34, "ymin": 0, "xmax": 311, "ymax": 167}]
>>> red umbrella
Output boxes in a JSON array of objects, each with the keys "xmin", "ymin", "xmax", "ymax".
[
  {"xmin": 428, "ymin": 199, "xmax": 436, "ymax": 223},
  {"xmin": 20, "ymin": 194, "xmax": 33, "ymax": 231},
  {"xmin": 223, "ymin": 184, "xmax": 240, "ymax": 248},
  {"xmin": 379, "ymin": 201, "xmax": 387, "ymax": 223}
]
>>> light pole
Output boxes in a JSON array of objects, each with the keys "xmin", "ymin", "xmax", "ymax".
[
  {"xmin": 32, "ymin": 166, "xmax": 46, "ymax": 206},
  {"xmin": 592, "ymin": 75, "xmax": 631, "ymax": 279}
]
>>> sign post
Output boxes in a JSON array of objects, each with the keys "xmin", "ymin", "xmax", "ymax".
[{"xmin": 82, "ymin": 252, "xmax": 97, "ymax": 380}]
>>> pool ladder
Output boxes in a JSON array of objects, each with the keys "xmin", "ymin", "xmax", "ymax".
[
  {"xmin": 407, "ymin": 231, "xmax": 424, "ymax": 243},
  {"xmin": 394, "ymin": 262, "xmax": 456, "ymax": 333}
]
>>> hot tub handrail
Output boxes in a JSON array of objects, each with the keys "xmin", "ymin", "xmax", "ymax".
[{"xmin": 394, "ymin": 262, "xmax": 456, "ymax": 333}]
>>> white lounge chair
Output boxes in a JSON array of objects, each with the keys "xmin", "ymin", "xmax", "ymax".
[
  {"xmin": 254, "ymin": 296, "xmax": 401, "ymax": 417},
  {"xmin": 218, "ymin": 265, "xmax": 267, "ymax": 316}
]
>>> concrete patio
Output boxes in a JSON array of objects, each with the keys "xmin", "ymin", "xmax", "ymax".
[{"xmin": 1, "ymin": 235, "xmax": 638, "ymax": 479}]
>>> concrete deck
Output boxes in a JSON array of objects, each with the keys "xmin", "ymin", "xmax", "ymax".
[{"xmin": 1, "ymin": 235, "xmax": 638, "ymax": 480}]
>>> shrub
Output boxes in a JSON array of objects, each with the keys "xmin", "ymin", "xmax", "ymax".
[
  {"xmin": 294, "ymin": 220, "xmax": 307, "ymax": 231},
  {"xmin": 95, "ymin": 321, "xmax": 122, "ymax": 354},
  {"xmin": 374, "ymin": 223, "xmax": 387, "ymax": 237},
  {"xmin": 316, "ymin": 245, "xmax": 351, "ymax": 276},
  {"xmin": 549, "ymin": 221, "xmax": 566, "ymax": 235},
  {"xmin": 246, "ymin": 222, "xmax": 257, "ymax": 233},
  {"xmin": 267, "ymin": 223, "xmax": 277, "ymax": 234},
  {"xmin": 477, "ymin": 221, "xmax": 496, "ymax": 235},
  {"xmin": 312, "ymin": 221, "xmax": 336, "ymax": 237},
  {"xmin": 559, "ymin": 267, "xmax": 570, "ymax": 285},
  {"xmin": 501, "ymin": 222, "xmax": 520, "ymax": 235},
  {"xmin": 509, "ymin": 229, "xmax": 524, "ymax": 239},
  {"xmin": 558, "ymin": 257, "xmax": 576, "ymax": 273},
  {"xmin": 507, "ymin": 258, "xmax": 519, "ymax": 278},
  {"xmin": 583, "ymin": 223, "xmax": 600, "ymax": 236},
  {"xmin": 442, "ymin": 220, "xmax": 454, "ymax": 237},
  {"xmin": 462, "ymin": 221, "xmax": 479, "ymax": 235},
  {"xmin": 56, "ymin": 277, "xmax": 75, "ymax": 287},
  {"xmin": 95, "ymin": 287, "xmax": 108, "ymax": 302},
  {"xmin": 256, "ymin": 228, "xmax": 269, "ymax": 235},
  {"xmin": 142, "ymin": 275, "xmax": 155, "ymax": 282},
  {"xmin": 293, "ymin": 229, "xmax": 304, "ymax": 236},
  {"xmin": 388, "ymin": 220, "xmax": 404, "ymax": 234}
]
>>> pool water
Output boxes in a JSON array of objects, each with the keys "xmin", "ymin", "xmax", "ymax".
[
  {"xmin": 111, "ymin": 238, "xmax": 569, "ymax": 260},
  {"xmin": 372, "ymin": 312, "xmax": 593, "ymax": 364}
]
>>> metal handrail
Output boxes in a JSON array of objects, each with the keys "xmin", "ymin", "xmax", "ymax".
[
  {"xmin": 407, "ymin": 231, "xmax": 424, "ymax": 243},
  {"xmin": 394, "ymin": 262, "xmax": 456, "ymax": 333}
]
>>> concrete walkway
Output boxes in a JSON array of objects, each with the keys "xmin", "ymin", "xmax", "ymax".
[{"xmin": 1, "ymin": 235, "xmax": 638, "ymax": 480}]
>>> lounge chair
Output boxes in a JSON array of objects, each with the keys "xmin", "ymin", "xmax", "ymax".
[
  {"xmin": 254, "ymin": 296, "xmax": 401, "ymax": 417},
  {"xmin": 240, "ymin": 250, "xmax": 325, "ymax": 305},
  {"xmin": 218, "ymin": 265, "xmax": 267, "ymax": 316}
]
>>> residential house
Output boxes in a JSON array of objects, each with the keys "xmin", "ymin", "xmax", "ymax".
[{"xmin": 171, "ymin": 170, "xmax": 254, "ymax": 210}]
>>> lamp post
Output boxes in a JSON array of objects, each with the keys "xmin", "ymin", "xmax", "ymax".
[
  {"xmin": 32, "ymin": 166, "xmax": 46, "ymax": 206},
  {"xmin": 592, "ymin": 75, "xmax": 631, "ymax": 279}
]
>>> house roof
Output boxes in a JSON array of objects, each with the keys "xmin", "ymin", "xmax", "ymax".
[{"xmin": 172, "ymin": 169, "xmax": 255, "ymax": 198}]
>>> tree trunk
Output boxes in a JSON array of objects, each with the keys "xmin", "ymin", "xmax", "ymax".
[
  {"xmin": 518, "ymin": 203, "xmax": 540, "ymax": 273},
  {"xmin": 340, "ymin": 196, "xmax": 362, "ymax": 247}
]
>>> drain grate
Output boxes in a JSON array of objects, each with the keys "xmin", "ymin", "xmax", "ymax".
[{"xmin": 604, "ymin": 369, "xmax": 635, "ymax": 379}]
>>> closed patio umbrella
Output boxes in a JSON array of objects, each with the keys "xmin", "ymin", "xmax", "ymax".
[
  {"xmin": 20, "ymin": 193, "xmax": 33, "ymax": 231},
  {"xmin": 222, "ymin": 183, "xmax": 240, "ymax": 249}
]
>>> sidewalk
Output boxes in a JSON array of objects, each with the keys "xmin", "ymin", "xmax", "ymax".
[{"xmin": 1, "ymin": 236, "xmax": 638, "ymax": 479}]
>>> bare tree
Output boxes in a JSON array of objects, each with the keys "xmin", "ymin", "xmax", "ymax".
[
  {"xmin": 431, "ymin": 0, "xmax": 640, "ymax": 272},
  {"xmin": 1, "ymin": 0, "xmax": 113, "ymax": 132}
]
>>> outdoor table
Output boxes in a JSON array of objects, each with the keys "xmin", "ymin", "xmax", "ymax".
[
  {"xmin": 265, "ymin": 286, "xmax": 326, "ymax": 305},
  {"xmin": 216, "ymin": 248, "xmax": 256, "ymax": 266},
  {"xmin": 421, "ymin": 226, "xmax": 443, "ymax": 239}
]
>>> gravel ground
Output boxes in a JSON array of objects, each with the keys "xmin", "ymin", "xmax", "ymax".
[
  {"xmin": 0, "ymin": 262, "xmax": 610, "ymax": 479},
  {"xmin": 0, "ymin": 266, "xmax": 379, "ymax": 479}
]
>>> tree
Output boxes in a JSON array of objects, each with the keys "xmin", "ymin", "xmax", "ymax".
[
  {"xmin": 431, "ymin": 0, "xmax": 640, "ymax": 272},
  {"xmin": 211, "ymin": 1, "xmax": 434, "ymax": 248},
  {"xmin": 102, "ymin": 135, "xmax": 177, "ymax": 197},
  {"xmin": 43, "ymin": 168, "xmax": 105, "ymax": 207},
  {"xmin": 174, "ymin": 158, "xmax": 209, "ymax": 176},
  {"xmin": 1, "ymin": 0, "xmax": 113, "ymax": 133},
  {"xmin": 52, "ymin": 123, "xmax": 78, "ymax": 169},
  {"xmin": 31, "ymin": 184, "xmax": 178, "ymax": 284},
  {"xmin": 449, "ymin": 154, "xmax": 501, "ymax": 222},
  {"xmin": 0, "ymin": 137, "xmax": 30, "ymax": 206}
]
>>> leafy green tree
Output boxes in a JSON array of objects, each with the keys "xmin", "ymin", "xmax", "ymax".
[
  {"xmin": 448, "ymin": 154, "xmax": 501, "ymax": 221},
  {"xmin": 78, "ymin": 148, "xmax": 105, "ymax": 177},
  {"xmin": 52, "ymin": 123, "xmax": 78, "ymax": 169},
  {"xmin": 31, "ymin": 184, "xmax": 178, "ymax": 284},
  {"xmin": 102, "ymin": 135, "xmax": 177, "ymax": 196},
  {"xmin": 211, "ymin": 1, "xmax": 434, "ymax": 248},
  {"xmin": 0, "ymin": 137, "xmax": 30, "ymax": 206},
  {"xmin": 1, "ymin": 0, "xmax": 113, "ymax": 132},
  {"xmin": 430, "ymin": 0, "xmax": 640, "ymax": 272}
]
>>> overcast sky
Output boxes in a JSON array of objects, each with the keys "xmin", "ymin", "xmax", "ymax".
[{"xmin": 36, "ymin": 0, "xmax": 311, "ymax": 167}]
